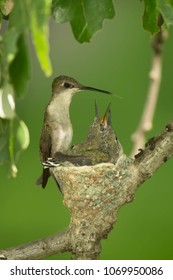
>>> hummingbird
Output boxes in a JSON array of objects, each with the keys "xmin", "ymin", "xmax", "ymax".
[{"xmin": 36, "ymin": 75, "xmax": 111, "ymax": 188}]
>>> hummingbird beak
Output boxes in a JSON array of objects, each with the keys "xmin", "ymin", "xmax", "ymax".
[
  {"xmin": 81, "ymin": 85, "xmax": 112, "ymax": 95},
  {"xmin": 101, "ymin": 102, "xmax": 111, "ymax": 127}
]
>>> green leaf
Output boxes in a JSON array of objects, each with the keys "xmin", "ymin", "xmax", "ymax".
[
  {"xmin": 1, "ymin": 0, "xmax": 52, "ymax": 97},
  {"xmin": 7, "ymin": 0, "xmax": 52, "ymax": 77},
  {"xmin": 52, "ymin": 0, "xmax": 115, "ymax": 43},
  {"xmin": 0, "ymin": 116, "xmax": 30, "ymax": 177},
  {"xmin": 143, "ymin": 0, "xmax": 173, "ymax": 34},
  {"xmin": 52, "ymin": 0, "xmax": 75, "ymax": 22},
  {"xmin": 9, "ymin": 117, "xmax": 30, "ymax": 177},
  {"xmin": 2, "ymin": 27, "xmax": 19, "ymax": 65},
  {"xmin": 9, "ymin": 33, "xmax": 30, "ymax": 97},
  {"xmin": 157, "ymin": 0, "xmax": 173, "ymax": 27},
  {"xmin": 143, "ymin": 0, "xmax": 159, "ymax": 34},
  {"xmin": 16, "ymin": 118, "xmax": 30, "ymax": 150},
  {"xmin": 8, "ymin": 0, "xmax": 30, "ymax": 31},
  {"xmin": 30, "ymin": 0, "xmax": 52, "ymax": 76},
  {"xmin": 0, "ymin": 84, "xmax": 15, "ymax": 119}
]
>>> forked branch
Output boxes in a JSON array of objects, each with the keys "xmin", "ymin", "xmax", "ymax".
[{"xmin": 0, "ymin": 121, "xmax": 173, "ymax": 260}]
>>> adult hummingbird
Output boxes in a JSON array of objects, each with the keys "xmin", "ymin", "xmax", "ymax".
[{"xmin": 36, "ymin": 75, "xmax": 111, "ymax": 188}]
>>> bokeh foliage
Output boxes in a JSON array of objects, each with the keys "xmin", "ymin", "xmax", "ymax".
[{"xmin": 0, "ymin": 0, "xmax": 173, "ymax": 260}]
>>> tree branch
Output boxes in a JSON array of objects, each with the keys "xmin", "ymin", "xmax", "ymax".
[
  {"xmin": 131, "ymin": 15, "xmax": 168, "ymax": 156},
  {"xmin": 0, "ymin": 230, "xmax": 70, "ymax": 260},
  {"xmin": 0, "ymin": 121, "xmax": 173, "ymax": 260}
]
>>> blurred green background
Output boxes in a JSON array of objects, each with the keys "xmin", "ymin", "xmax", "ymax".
[{"xmin": 0, "ymin": 1, "xmax": 173, "ymax": 260}]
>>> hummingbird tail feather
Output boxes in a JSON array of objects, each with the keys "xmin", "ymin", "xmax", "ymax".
[{"xmin": 36, "ymin": 169, "xmax": 50, "ymax": 189}]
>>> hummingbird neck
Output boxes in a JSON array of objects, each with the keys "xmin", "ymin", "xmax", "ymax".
[
  {"xmin": 47, "ymin": 93, "xmax": 73, "ymax": 123},
  {"xmin": 46, "ymin": 93, "xmax": 74, "ymax": 154}
]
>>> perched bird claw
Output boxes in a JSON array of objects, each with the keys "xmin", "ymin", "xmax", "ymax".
[{"xmin": 42, "ymin": 158, "xmax": 60, "ymax": 169}]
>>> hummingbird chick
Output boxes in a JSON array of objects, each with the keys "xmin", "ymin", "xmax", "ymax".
[
  {"xmin": 36, "ymin": 75, "xmax": 111, "ymax": 188},
  {"xmin": 67, "ymin": 101, "xmax": 123, "ymax": 165}
]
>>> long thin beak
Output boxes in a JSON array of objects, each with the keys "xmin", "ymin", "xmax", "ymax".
[
  {"xmin": 94, "ymin": 100, "xmax": 100, "ymax": 118},
  {"xmin": 81, "ymin": 85, "xmax": 112, "ymax": 95},
  {"xmin": 101, "ymin": 102, "xmax": 111, "ymax": 125}
]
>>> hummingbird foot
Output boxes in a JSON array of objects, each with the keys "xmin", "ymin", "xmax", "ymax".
[{"xmin": 42, "ymin": 158, "xmax": 60, "ymax": 169}]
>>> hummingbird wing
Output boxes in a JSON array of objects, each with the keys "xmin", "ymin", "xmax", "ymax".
[
  {"xmin": 36, "ymin": 123, "xmax": 52, "ymax": 188},
  {"xmin": 40, "ymin": 123, "xmax": 52, "ymax": 161},
  {"xmin": 36, "ymin": 122, "xmax": 64, "ymax": 191}
]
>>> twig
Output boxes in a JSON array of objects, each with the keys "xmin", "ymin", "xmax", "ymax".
[
  {"xmin": 131, "ymin": 15, "xmax": 168, "ymax": 156},
  {"xmin": 0, "ymin": 230, "xmax": 70, "ymax": 260},
  {"xmin": 0, "ymin": 121, "xmax": 173, "ymax": 260}
]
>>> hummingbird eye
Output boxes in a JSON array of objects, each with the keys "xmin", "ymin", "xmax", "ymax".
[{"xmin": 63, "ymin": 82, "xmax": 74, "ymax": 89}]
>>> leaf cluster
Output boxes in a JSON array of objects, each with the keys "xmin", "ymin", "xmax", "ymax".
[{"xmin": 143, "ymin": 0, "xmax": 173, "ymax": 33}]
